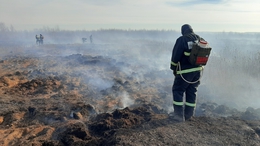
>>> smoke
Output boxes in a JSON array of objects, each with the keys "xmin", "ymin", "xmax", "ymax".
[
  {"xmin": 119, "ymin": 91, "xmax": 134, "ymax": 108},
  {"xmin": 198, "ymin": 32, "xmax": 260, "ymax": 110},
  {"xmin": 88, "ymin": 77, "xmax": 114, "ymax": 91},
  {"xmin": 1, "ymin": 27, "xmax": 260, "ymax": 112}
]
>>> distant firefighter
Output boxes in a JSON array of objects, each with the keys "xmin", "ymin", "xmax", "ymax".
[
  {"xmin": 82, "ymin": 37, "xmax": 87, "ymax": 43},
  {"xmin": 35, "ymin": 35, "xmax": 40, "ymax": 45},
  {"xmin": 90, "ymin": 35, "xmax": 93, "ymax": 43},
  {"xmin": 39, "ymin": 34, "xmax": 44, "ymax": 44}
]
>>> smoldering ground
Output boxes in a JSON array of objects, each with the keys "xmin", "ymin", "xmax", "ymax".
[
  {"xmin": 1, "ymin": 27, "xmax": 260, "ymax": 112},
  {"xmin": 2, "ymin": 28, "xmax": 260, "ymax": 145}
]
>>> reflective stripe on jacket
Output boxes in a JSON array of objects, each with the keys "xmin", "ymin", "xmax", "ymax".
[
  {"xmin": 171, "ymin": 61, "xmax": 203, "ymax": 74},
  {"xmin": 176, "ymin": 66, "xmax": 203, "ymax": 74}
]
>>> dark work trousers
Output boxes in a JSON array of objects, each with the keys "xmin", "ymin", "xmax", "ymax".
[{"xmin": 172, "ymin": 71, "xmax": 201, "ymax": 119}]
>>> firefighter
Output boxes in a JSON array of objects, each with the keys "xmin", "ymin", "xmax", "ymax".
[
  {"xmin": 35, "ymin": 35, "xmax": 40, "ymax": 45},
  {"xmin": 39, "ymin": 34, "xmax": 44, "ymax": 44},
  {"xmin": 89, "ymin": 35, "xmax": 93, "ymax": 43},
  {"xmin": 170, "ymin": 24, "xmax": 204, "ymax": 122},
  {"xmin": 82, "ymin": 38, "xmax": 87, "ymax": 43}
]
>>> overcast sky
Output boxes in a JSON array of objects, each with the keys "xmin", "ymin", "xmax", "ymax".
[{"xmin": 0, "ymin": 0, "xmax": 259, "ymax": 32}]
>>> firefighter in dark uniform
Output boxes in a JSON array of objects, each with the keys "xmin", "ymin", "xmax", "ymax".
[
  {"xmin": 35, "ymin": 35, "xmax": 40, "ymax": 44},
  {"xmin": 40, "ymin": 34, "xmax": 44, "ymax": 44},
  {"xmin": 170, "ymin": 24, "xmax": 203, "ymax": 122},
  {"xmin": 89, "ymin": 35, "xmax": 93, "ymax": 43}
]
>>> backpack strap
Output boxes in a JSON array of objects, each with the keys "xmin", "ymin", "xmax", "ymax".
[{"xmin": 185, "ymin": 33, "xmax": 200, "ymax": 43}]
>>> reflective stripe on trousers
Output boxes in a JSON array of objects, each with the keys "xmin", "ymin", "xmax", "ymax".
[{"xmin": 173, "ymin": 101, "xmax": 196, "ymax": 107}]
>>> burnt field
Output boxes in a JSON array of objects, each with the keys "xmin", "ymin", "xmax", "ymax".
[{"xmin": 1, "ymin": 31, "xmax": 260, "ymax": 145}]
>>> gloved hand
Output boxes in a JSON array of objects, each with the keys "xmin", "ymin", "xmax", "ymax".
[
  {"xmin": 171, "ymin": 66, "xmax": 177, "ymax": 76},
  {"xmin": 173, "ymin": 70, "xmax": 177, "ymax": 76}
]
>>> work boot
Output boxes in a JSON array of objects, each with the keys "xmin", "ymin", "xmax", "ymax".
[
  {"xmin": 169, "ymin": 112, "xmax": 185, "ymax": 122},
  {"xmin": 169, "ymin": 105, "xmax": 185, "ymax": 122},
  {"xmin": 185, "ymin": 106, "xmax": 195, "ymax": 121}
]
